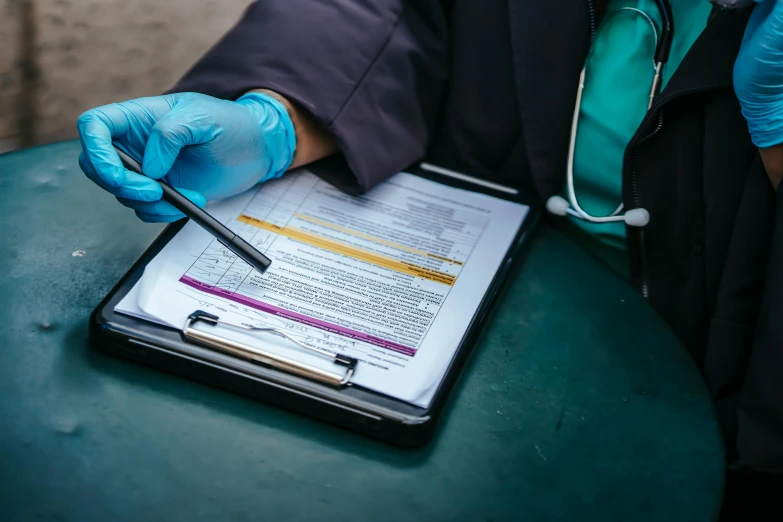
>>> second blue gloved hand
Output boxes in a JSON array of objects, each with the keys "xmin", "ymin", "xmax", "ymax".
[
  {"xmin": 734, "ymin": 0, "xmax": 783, "ymax": 148},
  {"xmin": 77, "ymin": 92, "xmax": 296, "ymax": 222}
]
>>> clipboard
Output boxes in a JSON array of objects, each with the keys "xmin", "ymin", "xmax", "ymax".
[{"xmin": 90, "ymin": 163, "xmax": 540, "ymax": 447}]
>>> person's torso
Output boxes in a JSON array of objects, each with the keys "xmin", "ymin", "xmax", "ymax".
[{"xmin": 428, "ymin": 0, "xmax": 773, "ymax": 365}]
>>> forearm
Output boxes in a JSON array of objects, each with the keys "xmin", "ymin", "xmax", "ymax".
[
  {"xmin": 251, "ymin": 89, "xmax": 337, "ymax": 170},
  {"xmin": 759, "ymin": 143, "xmax": 783, "ymax": 190}
]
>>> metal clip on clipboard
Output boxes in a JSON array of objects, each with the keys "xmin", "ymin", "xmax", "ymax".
[{"xmin": 183, "ymin": 310, "xmax": 358, "ymax": 387}]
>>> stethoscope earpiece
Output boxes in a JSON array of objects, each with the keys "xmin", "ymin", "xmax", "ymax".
[
  {"xmin": 545, "ymin": 195, "xmax": 570, "ymax": 217},
  {"xmin": 545, "ymin": 196, "xmax": 649, "ymax": 227},
  {"xmin": 623, "ymin": 208, "xmax": 650, "ymax": 227}
]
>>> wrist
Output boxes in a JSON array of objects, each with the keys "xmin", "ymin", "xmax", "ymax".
[
  {"xmin": 740, "ymin": 99, "xmax": 783, "ymax": 149},
  {"xmin": 759, "ymin": 142, "xmax": 783, "ymax": 190},
  {"xmin": 235, "ymin": 91, "xmax": 297, "ymax": 178},
  {"xmin": 247, "ymin": 89, "xmax": 337, "ymax": 170}
]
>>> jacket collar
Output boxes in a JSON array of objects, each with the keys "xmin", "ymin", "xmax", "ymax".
[
  {"xmin": 507, "ymin": 1, "xmax": 752, "ymax": 199},
  {"xmin": 655, "ymin": 7, "xmax": 753, "ymax": 107}
]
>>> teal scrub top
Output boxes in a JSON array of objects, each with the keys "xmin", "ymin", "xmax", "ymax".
[{"xmin": 570, "ymin": 0, "xmax": 713, "ymax": 249}]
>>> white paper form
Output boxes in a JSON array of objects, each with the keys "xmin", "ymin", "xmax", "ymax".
[{"xmin": 117, "ymin": 170, "xmax": 529, "ymax": 407}]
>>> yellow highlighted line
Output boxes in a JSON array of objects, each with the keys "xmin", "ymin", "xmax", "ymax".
[
  {"xmin": 293, "ymin": 213, "xmax": 464, "ymax": 266},
  {"xmin": 238, "ymin": 214, "xmax": 456, "ymax": 286}
]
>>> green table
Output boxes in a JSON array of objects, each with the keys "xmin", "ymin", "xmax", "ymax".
[{"xmin": 0, "ymin": 142, "xmax": 723, "ymax": 522}]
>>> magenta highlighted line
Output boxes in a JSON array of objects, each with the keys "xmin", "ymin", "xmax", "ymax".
[{"xmin": 179, "ymin": 275, "xmax": 417, "ymax": 356}]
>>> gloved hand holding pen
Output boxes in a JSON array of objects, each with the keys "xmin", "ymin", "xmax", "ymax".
[{"xmin": 77, "ymin": 91, "xmax": 296, "ymax": 222}]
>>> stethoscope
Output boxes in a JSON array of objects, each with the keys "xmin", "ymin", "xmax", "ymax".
[{"xmin": 546, "ymin": 0, "xmax": 674, "ymax": 228}]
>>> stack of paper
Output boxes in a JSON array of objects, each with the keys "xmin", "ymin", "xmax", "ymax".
[{"xmin": 117, "ymin": 170, "xmax": 528, "ymax": 407}]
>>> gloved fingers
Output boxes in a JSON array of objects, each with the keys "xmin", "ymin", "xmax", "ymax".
[
  {"xmin": 134, "ymin": 210, "xmax": 186, "ymax": 223},
  {"xmin": 80, "ymin": 152, "xmax": 162, "ymax": 201},
  {"xmin": 77, "ymin": 95, "xmax": 180, "ymax": 189},
  {"xmin": 118, "ymin": 198, "xmax": 186, "ymax": 222},
  {"xmin": 131, "ymin": 185, "xmax": 208, "ymax": 222},
  {"xmin": 116, "ymin": 187, "xmax": 206, "ymax": 215},
  {"xmin": 77, "ymin": 108, "xmax": 129, "ymax": 189},
  {"xmin": 142, "ymin": 97, "xmax": 219, "ymax": 179},
  {"xmin": 80, "ymin": 96, "xmax": 177, "ymax": 138}
]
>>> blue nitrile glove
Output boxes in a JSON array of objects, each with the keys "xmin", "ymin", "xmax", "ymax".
[
  {"xmin": 77, "ymin": 92, "xmax": 296, "ymax": 222},
  {"xmin": 734, "ymin": 0, "xmax": 783, "ymax": 148}
]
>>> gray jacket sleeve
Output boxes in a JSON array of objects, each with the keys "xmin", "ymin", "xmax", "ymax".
[{"xmin": 170, "ymin": 0, "xmax": 449, "ymax": 192}]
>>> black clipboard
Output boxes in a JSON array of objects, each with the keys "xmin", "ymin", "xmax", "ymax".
[{"xmin": 90, "ymin": 163, "xmax": 540, "ymax": 447}]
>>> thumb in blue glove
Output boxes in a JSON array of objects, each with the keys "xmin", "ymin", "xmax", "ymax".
[
  {"xmin": 734, "ymin": 0, "xmax": 783, "ymax": 148},
  {"xmin": 77, "ymin": 91, "xmax": 296, "ymax": 222}
]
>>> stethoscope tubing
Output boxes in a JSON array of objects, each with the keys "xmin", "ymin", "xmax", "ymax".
[{"xmin": 552, "ymin": 2, "xmax": 672, "ymax": 227}]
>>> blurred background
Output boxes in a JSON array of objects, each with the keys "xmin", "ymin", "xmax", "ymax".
[{"xmin": 0, "ymin": 0, "xmax": 250, "ymax": 154}]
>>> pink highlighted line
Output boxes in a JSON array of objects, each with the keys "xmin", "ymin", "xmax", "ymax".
[{"xmin": 179, "ymin": 275, "xmax": 417, "ymax": 356}]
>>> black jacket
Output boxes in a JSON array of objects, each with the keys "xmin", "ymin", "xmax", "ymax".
[{"xmin": 172, "ymin": 1, "xmax": 782, "ymax": 476}]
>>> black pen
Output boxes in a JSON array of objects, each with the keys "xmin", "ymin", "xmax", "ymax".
[{"xmin": 113, "ymin": 146, "xmax": 272, "ymax": 273}]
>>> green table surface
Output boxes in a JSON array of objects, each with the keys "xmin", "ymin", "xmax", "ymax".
[{"xmin": 0, "ymin": 141, "xmax": 724, "ymax": 522}]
